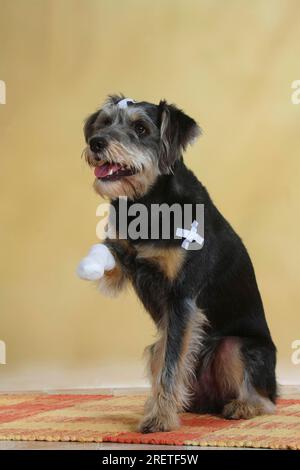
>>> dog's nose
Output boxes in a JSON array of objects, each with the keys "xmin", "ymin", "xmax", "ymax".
[{"xmin": 89, "ymin": 137, "xmax": 107, "ymax": 154}]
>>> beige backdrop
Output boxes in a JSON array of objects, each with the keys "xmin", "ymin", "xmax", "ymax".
[{"xmin": 0, "ymin": 0, "xmax": 299, "ymax": 391}]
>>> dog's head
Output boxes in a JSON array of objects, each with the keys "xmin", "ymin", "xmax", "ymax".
[{"xmin": 83, "ymin": 94, "xmax": 201, "ymax": 199}]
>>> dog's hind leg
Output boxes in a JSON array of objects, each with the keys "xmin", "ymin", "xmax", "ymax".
[
  {"xmin": 222, "ymin": 337, "xmax": 277, "ymax": 419},
  {"xmin": 139, "ymin": 299, "xmax": 207, "ymax": 433},
  {"xmin": 189, "ymin": 336, "xmax": 276, "ymax": 419}
]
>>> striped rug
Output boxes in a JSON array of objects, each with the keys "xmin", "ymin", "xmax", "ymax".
[{"xmin": 0, "ymin": 394, "xmax": 299, "ymax": 449}]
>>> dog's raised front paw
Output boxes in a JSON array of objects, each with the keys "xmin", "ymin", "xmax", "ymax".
[
  {"xmin": 77, "ymin": 257, "xmax": 105, "ymax": 280},
  {"xmin": 77, "ymin": 244, "xmax": 116, "ymax": 281}
]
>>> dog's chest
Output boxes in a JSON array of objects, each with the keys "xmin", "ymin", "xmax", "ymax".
[{"xmin": 134, "ymin": 244, "xmax": 186, "ymax": 281}]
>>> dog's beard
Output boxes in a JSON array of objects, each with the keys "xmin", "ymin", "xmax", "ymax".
[{"xmin": 86, "ymin": 141, "xmax": 159, "ymax": 200}]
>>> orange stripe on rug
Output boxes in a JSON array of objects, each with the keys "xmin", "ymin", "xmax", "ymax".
[{"xmin": 0, "ymin": 394, "xmax": 112, "ymax": 424}]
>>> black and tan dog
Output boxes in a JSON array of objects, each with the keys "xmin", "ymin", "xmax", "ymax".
[{"xmin": 78, "ymin": 94, "xmax": 277, "ymax": 433}]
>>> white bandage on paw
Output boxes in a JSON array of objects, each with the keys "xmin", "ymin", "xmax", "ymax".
[{"xmin": 77, "ymin": 244, "xmax": 116, "ymax": 281}]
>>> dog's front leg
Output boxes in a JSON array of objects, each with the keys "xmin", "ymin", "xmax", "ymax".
[
  {"xmin": 77, "ymin": 243, "xmax": 127, "ymax": 297},
  {"xmin": 140, "ymin": 299, "xmax": 206, "ymax": 433}
]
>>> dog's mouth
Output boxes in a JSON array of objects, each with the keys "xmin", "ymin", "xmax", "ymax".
[{"xmin": 94, "ymin": 162, "xmax": 137, "ymax": 182}]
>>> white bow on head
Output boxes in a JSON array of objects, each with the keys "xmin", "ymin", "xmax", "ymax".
[{"xmin": 117, "ymin": 98, "xmax": 136, "ymax": 109}]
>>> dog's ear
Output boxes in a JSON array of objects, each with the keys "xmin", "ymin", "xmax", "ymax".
[
  {"xmin": 83, "ymin": 110, "xmax": 99, "ymax": 142},
  {"xmin": 158, "ymin": 100, "xmax": 201, "ymax": 173}
]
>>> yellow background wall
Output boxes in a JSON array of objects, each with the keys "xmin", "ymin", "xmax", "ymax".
[{"xmin": 0, "ymin": 0, "xmax": 299, "ymax": 391}]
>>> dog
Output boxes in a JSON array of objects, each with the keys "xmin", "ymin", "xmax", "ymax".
[{"xmin": 78, "ymin": 94, "xmax": 277, "ymax": 433}]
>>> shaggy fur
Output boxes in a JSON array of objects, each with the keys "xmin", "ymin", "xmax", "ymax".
[{"xmin": 82, "ymin": 94, "xmax": 277, "ymax": 433}]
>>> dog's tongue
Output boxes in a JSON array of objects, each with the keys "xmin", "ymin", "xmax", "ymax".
[{"xmin": 94, "ymin": 163, "xmax": 121, "ymax": 178}]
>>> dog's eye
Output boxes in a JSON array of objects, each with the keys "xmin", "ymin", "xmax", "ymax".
[{"xmin": 134, "ymin": 122, "xmax": 147, "ymax": 136}]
